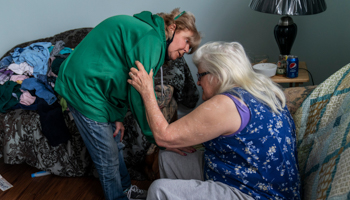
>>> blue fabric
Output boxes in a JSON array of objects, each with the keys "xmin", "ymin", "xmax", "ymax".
[
  {"xmin": 0, "ymin": 55, "xmax": 13, "ymax": 69},
  {"xmin": 48, "ymin": 46, "xmax": 73, "ymax": 55},
  {"xmin": 203, "ymin": 88, "xmax": 301, "ymax": 200},
  {"xmin": 36, "ymin": 74, "xmax": 48, "ymax": 87},
  {"xmin": 21, "ymin": 78, "xmax": 56, "ymax": 105},
  {"xmin": 11, "ymin": 42, "xmax": 51, "ymax": 78},
  {"xmin": 59, "ymin": 47, "xmax": 73, "ymax": 55},
  {"xmin": 48, "ymin": 46, "xmax": 53, "ymax": 52},
  {"xmin": 67, "ymin": 104, "xmax": 130, "ymax": 200}
]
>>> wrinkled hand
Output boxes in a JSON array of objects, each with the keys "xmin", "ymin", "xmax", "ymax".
[
  {"xmin": 165, "ymin": 146, "xmax": 197, "ymax": 156},
  {"xmin": 127, "ymin": 61, "xmax": 154, "ymax": 97},
  {"xmin": 113, "ymin": 121, "xmax": 125, "ymax": 141}
]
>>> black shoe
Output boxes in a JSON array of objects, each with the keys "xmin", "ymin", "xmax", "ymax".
[{"xmin": 126, "ymin": 185, "xmax": 147, "ymax": 200}]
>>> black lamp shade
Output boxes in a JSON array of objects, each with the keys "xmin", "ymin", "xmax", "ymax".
[{"xmin": 249, "ymin": 0, "xmax": 327, "ymax": 16}]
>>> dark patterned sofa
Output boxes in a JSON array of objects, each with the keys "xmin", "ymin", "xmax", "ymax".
[{"xmin": 0, "ymin": 28, "xmax": 199, "ymax": 179}]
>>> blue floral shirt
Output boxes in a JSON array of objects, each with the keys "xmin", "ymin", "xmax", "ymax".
[{"xmin": 203, "ymin": 88, "xmax": 301, "ymax": 200}]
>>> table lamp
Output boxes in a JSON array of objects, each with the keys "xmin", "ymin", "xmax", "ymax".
[{"xmin": 249, "ymin": 0, "xmax": 327, "ymax": 56}]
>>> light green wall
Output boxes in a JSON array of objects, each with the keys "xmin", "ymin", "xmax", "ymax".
[{"xmin": 1, "ymin": 0, "xmax": 349, "ymax": 107}]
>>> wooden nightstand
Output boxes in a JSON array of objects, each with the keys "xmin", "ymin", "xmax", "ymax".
[{"xmin": 271, "ymin": 61, "xmax": 309, "ymax": 87}]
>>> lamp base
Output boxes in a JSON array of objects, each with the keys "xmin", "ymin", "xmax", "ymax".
[{"xmin": 274, "ymin": 16, "xmax": 297, "ymax": 55}]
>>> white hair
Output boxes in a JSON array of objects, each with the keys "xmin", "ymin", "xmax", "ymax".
[{"xmin": 192, "ymin": 41, "xmax": 286, "ymax": 114}]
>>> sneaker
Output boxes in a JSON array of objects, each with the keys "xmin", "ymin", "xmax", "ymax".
[{"xmin": 126, "ymin": 185, "xmax": 147, "ymax": 200}]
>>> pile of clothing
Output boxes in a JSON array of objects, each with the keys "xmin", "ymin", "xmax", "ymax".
[{"xmin": 0, "ymin": 40, "xmax": 73, "ymax": 146}]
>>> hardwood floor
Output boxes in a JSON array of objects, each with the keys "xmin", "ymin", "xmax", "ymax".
[{"xmin": 0, "ymin": 158, "xmax": 152, "ymax": 200}]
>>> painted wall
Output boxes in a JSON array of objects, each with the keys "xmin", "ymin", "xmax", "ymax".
[{"xmin": 1, "ymin": 0, "xmax": 349, "ymax": 107}]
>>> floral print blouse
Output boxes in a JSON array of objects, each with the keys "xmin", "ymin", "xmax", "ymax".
[{"xmin": 203, "ymin": 88, "xmax": 301, "ymax": 200}]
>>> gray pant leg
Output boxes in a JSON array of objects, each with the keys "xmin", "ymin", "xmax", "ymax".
[
  {"xmin": 147, "ymin": 179, "xmax": 254, "ymax": 200},
  {"xmin": 150, "ymin": 150, "xmax": 254, "ymax": 200},
  {"xmin": 159, "ymin": 150, "xmax": 204, "ymax": 180}
]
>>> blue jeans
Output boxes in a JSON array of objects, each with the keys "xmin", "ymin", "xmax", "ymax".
[{"xmin": 68, "ymin": 104, "xmax": 131, "ymax": 200}]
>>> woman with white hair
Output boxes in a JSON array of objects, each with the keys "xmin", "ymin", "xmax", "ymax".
[{"xmin": 128, "ymin": 42, "xmax": 301, "ymax": 200}]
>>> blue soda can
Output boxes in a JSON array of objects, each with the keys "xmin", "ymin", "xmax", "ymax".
[{"xmin": 286, "ymin": 55, "xmax": 299, "ymax": 78}]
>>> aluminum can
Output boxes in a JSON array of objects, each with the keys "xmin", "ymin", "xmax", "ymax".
[{"xmin": 286, "ymin": 55, "xmax": 299, "ymax": 78}]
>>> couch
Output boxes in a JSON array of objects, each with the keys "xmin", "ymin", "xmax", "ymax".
[
  {"xmin": 282, "ymin": 63, "xmax": 350, "ymax": 200},
  {"xmin": 0, "ymin": 28, "xmax": 199, "ymax": 180}
]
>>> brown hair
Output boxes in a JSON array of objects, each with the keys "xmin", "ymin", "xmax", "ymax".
[{"xmin": 157, "ymin": 8, "xmax": 201, "ymax": 54}]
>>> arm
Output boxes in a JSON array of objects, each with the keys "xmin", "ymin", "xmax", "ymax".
[
  {"xmin": 126, "ymin": 35, "xmax": 164, "ymax": 144},
  {"xmin": 128, "ymin": 61, "xmax": 242, "ymax": 148}
]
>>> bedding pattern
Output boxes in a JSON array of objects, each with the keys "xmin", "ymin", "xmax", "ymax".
[
  {"xmin": 294, "ymin": 63, "xmax": 350, "ymax": 200},
  {"xmin": 0, "ymin": 109, "xmax": 92, "ymax": 177},
  {"xmin": 154, "ymin": 57, "xmax": 199, "ymax": 109}
]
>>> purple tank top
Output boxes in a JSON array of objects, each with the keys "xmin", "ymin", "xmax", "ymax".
[{"xmin": 222, "ymin": 93, "xmax": 250, "ymax": 136}]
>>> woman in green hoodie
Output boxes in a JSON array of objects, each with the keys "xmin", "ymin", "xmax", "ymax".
[{"xmin": 55, "ymin": 8, "xmax": 201, "ymax": 200}]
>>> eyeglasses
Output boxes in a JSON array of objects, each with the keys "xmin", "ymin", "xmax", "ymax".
[{"xmin": 196, "ymin": 72, "xmax": 210, "ymax": 81}]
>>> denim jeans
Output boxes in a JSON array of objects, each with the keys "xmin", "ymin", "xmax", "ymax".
[
  {"xmin": 0, "ymin": 55, "xmax": 12, "ymax": 69},
  {"xmin": 68, "ymin": 104, "xmax": 131, "ymax": 200}
]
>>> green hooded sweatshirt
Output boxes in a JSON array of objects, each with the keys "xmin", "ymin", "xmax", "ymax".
[{"xmin": 55, "ymin": 11, "xmax": 166, "ymax": 144}]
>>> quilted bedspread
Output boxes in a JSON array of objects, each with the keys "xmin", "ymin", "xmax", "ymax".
[{"xmin": 294, "ymin": 63, "xmax": 350, "ymax": 200}]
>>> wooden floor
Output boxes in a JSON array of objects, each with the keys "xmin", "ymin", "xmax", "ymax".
[{"xmin": 0, "ymin": 158, "xmax": 152, "ymax": 200}]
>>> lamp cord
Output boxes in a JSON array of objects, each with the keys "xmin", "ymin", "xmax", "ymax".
[{"xmin": 299, "ymin": 68, "xmax": 315, "ymax": 85}]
